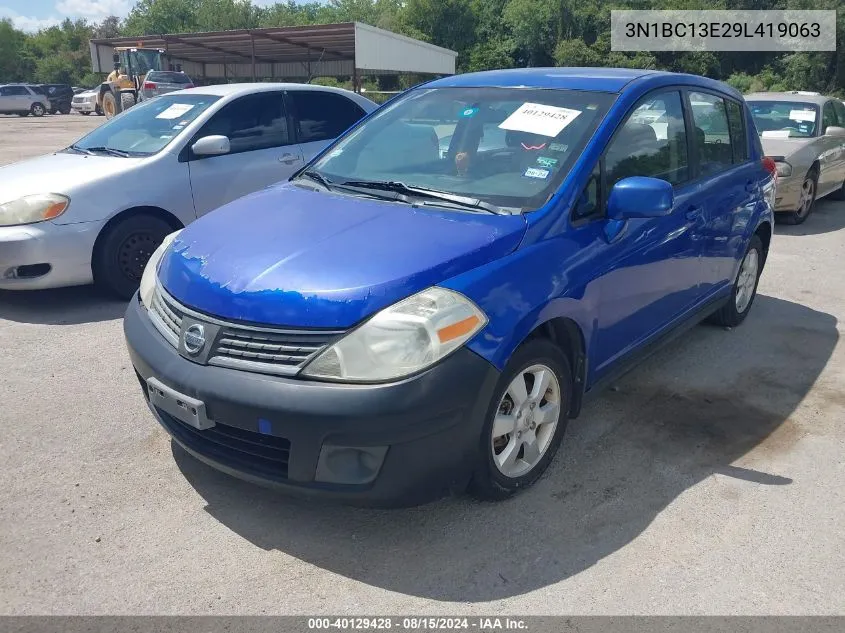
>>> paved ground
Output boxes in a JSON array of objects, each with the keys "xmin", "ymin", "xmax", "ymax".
[{"xmin": 1, "ymin": 116, "xmax": 845, "ymax": 615}]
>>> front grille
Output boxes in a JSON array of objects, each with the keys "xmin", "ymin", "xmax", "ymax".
[
  {"xmin": 155, "ymin": 407, "xmax": 291, "ymax": 480},
  {"xmin": 148, "ymin": 285, "xmax": 344, "ymax": 377}
]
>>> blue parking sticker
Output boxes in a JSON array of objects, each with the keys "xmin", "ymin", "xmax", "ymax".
[
  {"xmin": 523, "ymin": 167, "xmax": 550, "ymax": 179},
  {"xmin": 536, "ymin": 156, "xmax": 558, "ymax": 168},
  {"xmin": 460, "ymin": 106, "xmax": 479, "ymax": 118}
]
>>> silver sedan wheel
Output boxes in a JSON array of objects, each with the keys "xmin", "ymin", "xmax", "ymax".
[
  {"xmin": 735, "ymin": 248, "xmax": 759, "ymax": 314},
  {"xmin": 491, "ymin": 364, "xmax": 561, "ymax": 479},
  {"xmin": 797, "ymin": 177, "xmax": 815, "ymax": 217}
]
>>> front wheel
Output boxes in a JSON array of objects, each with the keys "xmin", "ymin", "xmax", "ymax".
[
  {"xmin": 710, "ymin": 234, "xmax": 764, "ymax": 327},
  {"xmin": 93, "ymin": 214, "xmax": 173, "ymax": 299},
  {"xmin": 30, "ymin": 103, "xmax": 45, "ymax": 117},
  {"xmin": 469, "ymin": 339, "xmax": 571, "ymax": 501},
  {"xmin": 781, "ymin": 172, "xmax": 816, "ymax": 225},
  {"xmin": 102, "ymin": 92, "xmax": 118, "ymax": 119}
]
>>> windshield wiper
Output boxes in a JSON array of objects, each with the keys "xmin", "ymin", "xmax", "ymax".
[
  {"xmin": 339, "ymin": 179, "xmax": 506, "ymax": 215},
  {"xmin": 295, "ymin": 170, "xmax": 334, "ymax": 190},
  {"xmin": 76, "ymin": 146, "xmax": 131, "ymax": 158}
]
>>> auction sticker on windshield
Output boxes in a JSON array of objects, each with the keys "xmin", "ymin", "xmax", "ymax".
[
  {"xmin": 156, "ymin": 103, "xmax": 195, "ymax": 120},
  {"xmin": 790, "ymin": 109, "xmax": 816, "ymax": 122},
  {"xmin": 499, "ymin": 103, "xmax": 582, "ymax": 137}
]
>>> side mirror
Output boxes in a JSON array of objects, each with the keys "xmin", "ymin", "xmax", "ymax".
[
  {"xmin": 607, "ymin": 176, "xmax": 674, "ymax": 220},
  {"xmin": 191, "ymin": 135, "xmax": 230, "ymax": 157},
  {"xmin": 825, "ymin": 126, "xmax": 845, "ymax": 138}
]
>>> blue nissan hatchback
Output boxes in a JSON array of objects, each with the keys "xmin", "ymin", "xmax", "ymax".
[{"xmin": 125, "ymin": 68, "xmax": 775, "ymax": 506}]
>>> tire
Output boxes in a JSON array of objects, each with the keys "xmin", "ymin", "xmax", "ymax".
[
  {"xmin": 17, "ymin": 112, "xmax": 28, "ymax": 117},
  {"xmin": 782, "ymin": 170, "xmax": 817, "ymax": 225},
  {"xmin": 120, "ymin": 92, "xmax": 136, "ymax": 112},
  {"xmin": 30, "ymin": 103, "xmax": 45, "ymax": 117},
  {"xmin": 710, "ymin": 234, "xmax": 764, "ymax": 328},
  {"xmin": 60, "ymin": 105, "xmax": 71, "ymax": 115},
  {"xmin": 95, "ymin": 104, "xmax": 103, "ymax": 116},
  {"xmin": 469, "ymin": 339, "xmax": 572, "ymax": 501},
  {"xmin": 93, "ymin": 214, "xmax": 173, "ymax": 300},
  {"xmin": 50, "ymin": 108, "xmax": 59, "ymax": 115},
  {"xmin": 80, "ymin": 111, "xmax": 91, "ymax": 116},
  {"xmin": 102, "ymin": 92, "xmax": 118, "ymax": 119}
]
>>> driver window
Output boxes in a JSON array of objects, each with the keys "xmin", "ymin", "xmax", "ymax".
[
  {"xmin": 194, "ymin": 92, "xmax": 290, "ymax": 156},
  {"xmin": 605, "ymin": 90, "xmax": 689, "ymax": 188},
  {"xmin": 822, "ymin": 102, "xmax": 838, "ymax": 134}
]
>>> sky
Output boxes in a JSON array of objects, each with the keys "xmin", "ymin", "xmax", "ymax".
[{"xmin": 0, "ymin": 0, "xmax": 283, "ymax": 31}]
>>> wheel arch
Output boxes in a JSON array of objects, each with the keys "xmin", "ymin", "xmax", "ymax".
[
  {"xmin": 754, "ymin": 219, "xmax": 772, "ymax": 263},
  {"xmin": 521, "ymin": 316, "xmax": 588, "ymax": 418},
  {"xmin": 91, "ymin": 205, "xmax": 184, "ymax": 274}
]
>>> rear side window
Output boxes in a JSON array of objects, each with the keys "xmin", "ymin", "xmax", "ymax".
[
  {"xmin": 726, "ymin": 100, "xmax": 749, "ymax": 163},
  {"xmin": 605, "ymin": 89, "xmax": 690, "ymax": 187},
  {"xmin": 689, "ymin": 91, "xmax": 733, "ymax": 177},
  {"xmin": 289, "ymin": 91, "xmax": 365, "ymax": 143},
  {"xmin": 195, "ymin": 92, "xmax": 291, "ymax": 155}
]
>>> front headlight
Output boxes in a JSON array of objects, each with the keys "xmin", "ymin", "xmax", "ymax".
[
  {"xmin": 775, "ymin": 161, "xmax": 792, "ymax": 177},
  {"xmin": 139, "ymin": 230, "xmax": 182, "ymax": 308},
  {"xmin": 301, "ymin": 287, "xmax": 487, "ymax": 382},
  {"xmin": 0, "ymin": 194, "xmax": 69, "ymax": 227}
]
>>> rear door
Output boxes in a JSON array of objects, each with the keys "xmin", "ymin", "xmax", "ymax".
[
  {"xmin": 186, "ymin": 91, "xmax": 304, "ymax": 216},
  {"xmin": 286, "ymin": 90, "xmax": 367, "ymax": 162},
  {"xmin": 687, "ymin": 90, "xmax": 760, "ymax": 296}
]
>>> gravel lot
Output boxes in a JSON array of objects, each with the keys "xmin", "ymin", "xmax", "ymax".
[{"xmin": 1, "ymin": 113, "xmax": 844, "ymax": 615}]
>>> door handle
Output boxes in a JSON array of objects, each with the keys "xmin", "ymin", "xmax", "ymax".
[{"xmin": 278, "ymin": 153, "xmax": 300, "ymax": 165}]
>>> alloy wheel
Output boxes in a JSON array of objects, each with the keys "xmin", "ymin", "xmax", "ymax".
[
  {"xmin": 735, "ymin": 248, "xmax": 759, "ymax": 314},
  {"xmin": 491, "ymin": 364, "xmax": 561, "ymax": 478}
]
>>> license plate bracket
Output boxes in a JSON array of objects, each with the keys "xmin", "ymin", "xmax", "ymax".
[{"xmin": 147, "ymin": 377, "xmax": 215, "ymax": 430}]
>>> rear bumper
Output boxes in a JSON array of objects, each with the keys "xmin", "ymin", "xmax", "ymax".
[
  {"xmin": 124, "ymin": 297, "xmax": 500, "ymax": 507},
  {"xmin": 0, "ymin": 221, "xmax": 98, "ymax": 290},
  {"xmin": 71, "ymin": 102, "xmax": 96, "ymax": 113}
]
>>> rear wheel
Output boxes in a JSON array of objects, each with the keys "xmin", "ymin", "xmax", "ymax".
[
  {"xmin": 60, "ymin": 105, "xmax": 71, "ymax": 115},
  {"xmin": 710, "ymin": 234, "xmax": 764, "ymax": 327},
  {"xmin": 30, "ymin": 103, "xmax": 45, "ymax": 117},
  {"xmin": 469, "ymin": 339, "xmax": 571, "ymax": 501},
  {"xmin": 17, "ymin": 112, "xmax": 28, "ymax": 117},
  {"xmin": 93, "ymin": 214, "xmax": 173, "ymax": 299},
  {"xmin": 782, "ymin": 171, "xmax": 817, "ymax": 225}
]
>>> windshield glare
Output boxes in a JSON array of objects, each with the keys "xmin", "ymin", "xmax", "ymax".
[
  {"xmin": 73, "ymin": 94, "xmax": 219, "ymax": 156},
  {"xmin": 748, "ymin": 101, "xmax": 818, "ymax": 138},
  {"xmin": 310, "ymin": 87, "xmax": 615, "ymax": 211}
]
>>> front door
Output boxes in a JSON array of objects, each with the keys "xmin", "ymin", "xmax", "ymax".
[
  {"xmin": 588, "ymin": 89, "xmax": 705, "ymax": 379},
  {"xmin": 285, "ymin": 89, "xmax": 368, "ymax": 163},
  {"xmin": 187, "ymin": 91, "xmax": 304, "ymax": 217}
]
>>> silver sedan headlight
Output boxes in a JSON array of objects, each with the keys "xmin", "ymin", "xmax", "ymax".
[
  {"xmin": 775, "ymin": 160, "xmax": 793, "ymax": 177},
  {"xmin": 0, "ymin": 194, "xmax": 69, "ymax": 226},
  {"xmin": 139, "ymin": 230, "xmax": 182, "ymax": 308},
  {"xmin": 301, "ymin": 287, "xmax": 487, "ymax": 382}
]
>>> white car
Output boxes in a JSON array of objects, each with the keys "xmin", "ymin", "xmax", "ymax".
[
  {"xmin": 0, "ymin": 83, "xmax": 376, "ymax": 297},
  {"xmin": 71, "ymin": 88, "xmax": 101, "ymax": 115}
]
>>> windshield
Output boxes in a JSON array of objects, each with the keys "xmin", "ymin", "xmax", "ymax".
[
  {"xmin": 307, "ymin": 87, "xmax": 615, "ymax": 211},
  {"xmin": 71, "ymin": 94, "xmax": 219, "ymax": 156},
  {"xmin": 125, "ymin": 49, "xmax": 164, "ymax": 75},
  {"xmin": 748, "ymin": 101, "xmax": 818, "ymax": 138}
]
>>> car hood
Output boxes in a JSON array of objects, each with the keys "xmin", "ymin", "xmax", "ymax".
[
  {"xmin": 759, "ymin": 136, "xmax": 814, "ymax": 159},
  {"xmin": 158, "ymin": 184, "xmax": 527, "ymax": 328},
  {"xmin": 0, "ymin": 151, "xmax": 139, "ymax": 202}
]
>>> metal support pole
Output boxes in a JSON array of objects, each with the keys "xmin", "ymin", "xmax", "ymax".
[
  {"xmin": 353, "ymin": 66, "xmax": 359, "ymax": 94},
  {"xmin": 250, "ymin": 33, "xmax": 256, "ymax": 81}
]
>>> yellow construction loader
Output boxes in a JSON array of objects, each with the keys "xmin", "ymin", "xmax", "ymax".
[{"xmin": 97, "ymin": 47, "xmax": 167, "ymax": 119}]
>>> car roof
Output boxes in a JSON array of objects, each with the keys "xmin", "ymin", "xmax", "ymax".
[
  {"xmin": 745, "ymin": 91, "xmax": 831, "ymax": 106},
  {"xmin": 178, "ymin": 82, "xmax": 359, "ymax": 98},
  {"xmin": 426, "ymin": 67, "xmax": 742, "ymax": 99}
]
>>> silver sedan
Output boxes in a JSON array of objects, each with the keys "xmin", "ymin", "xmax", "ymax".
[
  {"xmin": 747, "ymin": 91, "xmax": 845, "ymax": 224},
  {"xmin": 0, "ymin": 83, "xmax": 376, "ymax": 297}
]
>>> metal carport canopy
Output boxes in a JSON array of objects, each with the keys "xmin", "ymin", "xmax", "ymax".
[{"xmin": 90, "ymin": 22, "xmax": 457, "ymax": 80}]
